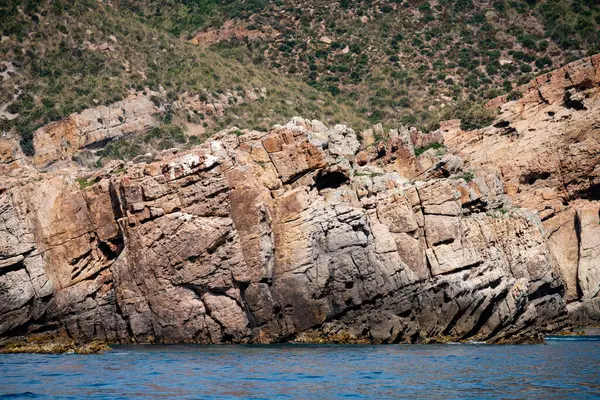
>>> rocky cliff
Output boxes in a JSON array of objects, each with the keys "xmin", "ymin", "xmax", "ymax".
[
  {"xmin": 450, "ymin": 53, "xmax": 600, "ymax": 326},
  {"xmin": 23, "ymin": 86, "xmax": 267, "ymax": 169},
  {"xmin": 1, "ymin": 57, "xmax": 599, "ymax": 345}
]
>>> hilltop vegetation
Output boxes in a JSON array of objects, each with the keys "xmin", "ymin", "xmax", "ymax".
[
  {"xmin": 0, "ymin": 0, "xmax": 366, "ymax": 155},
  {"xmin": 185, "ymin": 0, "xmax": 599, "ymax": 128},
  {"xmin": 1, "ymin": 0, "xmax": 599, "ymax": 157}
]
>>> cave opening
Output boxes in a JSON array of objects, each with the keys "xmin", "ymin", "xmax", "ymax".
[
  {"xmin": 575, "ymin": 183, "xmax": 600, "ymax": 201},
  {"xmin": 520, "ymin": 172, "xmax": 551, "ymax": 185},
  {"xmin": 564, "ymin": 90, "xmax": 587, "ymax": 111},
  {"xmin": 97, "ymin": 237, "xmax": 124, "ymax": 260},
  {"xmin": 313, "ymin": 170, "xmax": 349, "ymax": 191}
]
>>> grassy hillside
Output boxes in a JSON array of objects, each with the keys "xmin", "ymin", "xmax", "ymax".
[
  {"xmin": 162, "ymin": 0, "xmax": 599, "ymax": 129},
  {"xmin": 1, "ymin": 0, "xmax": 599, "ymax": 158},
  {"xmin": 0, "ymin": 0, "xmax": 367, "ymax": 156}
]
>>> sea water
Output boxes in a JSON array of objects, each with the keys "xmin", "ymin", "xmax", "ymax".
[{"xmin": 1, "ymin": 341, "xmax": 599, "ymax": 399}]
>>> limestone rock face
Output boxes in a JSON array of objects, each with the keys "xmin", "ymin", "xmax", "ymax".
[{"xmin": 0, "ymin": 117, "xmax": 569, "ymax": 344}]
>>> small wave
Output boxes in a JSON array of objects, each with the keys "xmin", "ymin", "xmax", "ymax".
[
  {"xmin": 546, "ymin": 335, "xmax": 600, "ymax": 341},
  {"xmin": 447, "ymin": 341, "xmax": 487, "ymax": 345},
  {"xmin": 0, "ymin": 392, "xmax": 43, "ymax": 398}
]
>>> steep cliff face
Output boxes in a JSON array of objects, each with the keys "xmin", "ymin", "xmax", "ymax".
[
  {"xmin": 448, "ymin": 53, "xmax": 600, "ymax": 326},
  {"xmin": 0, "ymin": 116, "xmax": 568, "ymax": 344},
  {"xmin": 1, "ymin": 56, "xmax": 599, "ymax": 345}
]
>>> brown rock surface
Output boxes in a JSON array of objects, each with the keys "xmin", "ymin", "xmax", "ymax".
[
  {"xmin": 29, "ymin": 87, "xmax": 267, "ymax": 169},
  {"xmin": 2, "ymin": 57, "xmax": 600, "ymax": 345},
  {"xmin": 33, "ymin": 94, "xmax": 160, "ymax": 168},
  {"xmin": 446, "ymin": 54, "xmax": 600, "ymax": 325},
  {"xmin": 485, "ymin": 54, "xmax": 600, "ymax": 111},
  {"xmin": 0, "ymin": 114, "xmax": 572, "ymax": 345}
]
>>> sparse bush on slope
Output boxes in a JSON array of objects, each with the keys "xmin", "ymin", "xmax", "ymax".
[{"xmin": 0, "ymin": 0, "xmax": 367, "ymax": 155}]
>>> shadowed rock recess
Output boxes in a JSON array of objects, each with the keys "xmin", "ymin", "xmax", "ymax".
[{"xmin": 1, "ymin": 55, "xmax": 600, "ymax": 345}]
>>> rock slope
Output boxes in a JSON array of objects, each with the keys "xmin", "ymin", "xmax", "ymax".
[
  {"xmin": 448, "ymin": 53, "xmax": 600, "ymax": 326},
  {"xmin": 26, "ymin": 87, "xmax": 267, "ymax": 169}
]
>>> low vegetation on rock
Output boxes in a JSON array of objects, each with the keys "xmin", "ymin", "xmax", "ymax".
[
  {"xmin": 125, "ymin": 0, "xmax": 600, "ymax": 129},
  {"xmin": 0, "ymin": 0, "xmax": 367, "ymax": 156},
  {"xmin": 2, "ymin": 0, "xmax": 599, "ymax": 159}
]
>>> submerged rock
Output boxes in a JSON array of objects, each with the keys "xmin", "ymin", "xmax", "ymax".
[{"xmin": 0, "ymin": 336, "xmax": 110, "ymax": 354}]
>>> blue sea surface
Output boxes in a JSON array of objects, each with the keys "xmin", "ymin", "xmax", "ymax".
[{"xmin": 1, "ymin": 341, "xmax": 599, "ymax": 399}]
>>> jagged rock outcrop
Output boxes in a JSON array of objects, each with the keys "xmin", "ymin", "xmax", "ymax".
[
  {"xmin": 447, "ymin": 53, "xmax": 600, "ymax": 326},
  {"xmin": 29, "ymin": 86, "xmax": 267, "ymax": 169},
  {"xmin": 2, "ymin": 55, "xmax": 600, "ymax": 346},
  {"xmin": 32, "ymin": 94, "xmax": 161, "ymax": 168},
  {"xmin": 485, "ymin": 54, "xmax": 600, "ymax": 111},
  {"xmin": 0, "ymin": 117, "xmax": 568, "ymax": 344}
]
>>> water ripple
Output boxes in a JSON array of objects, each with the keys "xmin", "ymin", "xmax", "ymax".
[{"xmin": 0, "ymin": 342, "xmax": 599, "ymax": 399}]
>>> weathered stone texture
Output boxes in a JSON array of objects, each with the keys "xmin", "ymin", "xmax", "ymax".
[
  {"xmin": 447, "ymin": 55, "xmax": 600, "ymax": 326},
  {"xmin": 0, "ymin": 116, "xmax": 574, "ymax": 344},
  {"xmin": 33, "ymin": 94, "xmax": 161, "ymax": 168},
  {"xmin": 2, "ymin": 57, "xmax": 600, "ymax": 345}
]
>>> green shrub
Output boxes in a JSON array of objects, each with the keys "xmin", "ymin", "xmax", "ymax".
[
  {"xmin": 144, "ymin": 125, "xmax": 186, "ymax": 144},
  {"xmin": 520, "ymin": 64, "xmax": 533, "ymax": 73},
  {"xmin": 415, "ymin": 142, "xmax": 444, "ymax": 156},
  {"xmin": 76, "ymin": 177, "xmax": 95, "ymax": 189},
  {"xmin": 459, "ymin": 170, "xmax": 476, "ymax": 182},
  {"xmin": 507, "ymin": 91, "xmax": 523, "ymax": 101},
  {"xmin": 401, "ymin": 114, "xmax": 417, "ymax": 125},
  {"xmin": 443, "ymin": 101, "xmax": 497, "ymax": 131},
  {"xmin": 397, "ymin": 97, "xmax": 411, "ymax": 108},
  {"xmin": 535, "ymin": 57, "xmax": 552, "ymax": 68}
]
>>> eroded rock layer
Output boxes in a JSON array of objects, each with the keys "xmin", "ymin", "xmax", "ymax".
[
  {"xmin": 1, "ymin": 56, "xmax": 600, "ymax": 345},
  {"xmin": 448, "ymin": 53, "xmax": 600, "ymax": 326},
  {"xmin": 0, "ymin": 117, "xmax": 569, "ymax": 344}
]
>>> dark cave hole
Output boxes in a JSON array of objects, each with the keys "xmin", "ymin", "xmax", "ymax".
[
  {"xmin": 221, "ymin": 333, "xmax": 233, "ymax": 343},
  {"xmin": 313, "ymin": 170, "xmax": 349, "ymax": 191},
  {"xmin": 520, "ymin": 172, "xmax": 551, "ymax": 185},
  {"xmin": 462, "ymin": 199, "xmax": 488, "ymax": 214},
  {"xmin": 527, "ymin": 281, "xmax": 563, "ymax": 301},
  {"xmin": 98, "ymin": 237, "xmax": 124, "ymax": 260},
  {"xmin": 564, "ymin": 90, "xmax": 587, "ymax": 111},
  {"xmin": 345, "ymin": 281, "xmax": 354, "ymax": 289},
  {"xmin": 493, "ymin": 120, "xmax": 510, "ymax": 128},
  {"xmin": 575, "ymin": 183, "xmax": 600, "ymax": 201}
]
